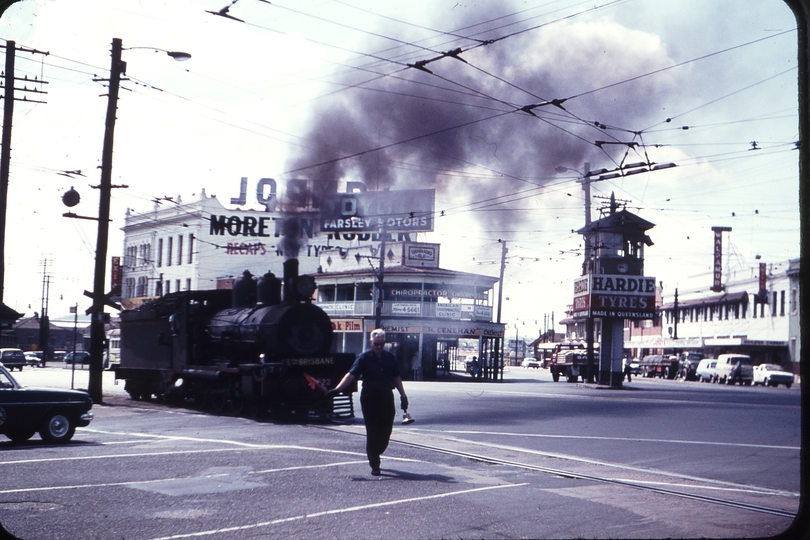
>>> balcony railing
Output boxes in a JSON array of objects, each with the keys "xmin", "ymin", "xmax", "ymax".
[{"xmin": 318, "ymin": 301, "xmax": 493, "ymax": 322}]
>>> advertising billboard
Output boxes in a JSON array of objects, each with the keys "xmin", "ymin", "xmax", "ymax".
[
  {"xmin": 321, "ymin": 189, "xmax": 435, "ymax": 233},
  {"xmin": 573, "ymin": 274, "xmax": 656, "ymax": 319}
]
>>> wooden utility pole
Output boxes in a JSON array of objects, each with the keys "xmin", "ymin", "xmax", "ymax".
[
  {"xmin": 88, "ymin": 38, "xmax": 124, "ymax": 403},
  {"xmin": 0, "ymin": 40, "xmax": 15, "ymax": 303}
]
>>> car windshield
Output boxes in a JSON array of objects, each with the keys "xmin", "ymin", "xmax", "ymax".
[
  {"xmin": 764, "ymin": 364, "xmax": 783, "ymax": 371},
  {"xmin": 1, "ymin": 350, "xmax": 24, "ymax": 360}
]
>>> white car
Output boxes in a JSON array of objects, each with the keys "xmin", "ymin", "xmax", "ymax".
[{"xmin": 752, "ymin": 364, "xmax": 794, "ymax": 388}]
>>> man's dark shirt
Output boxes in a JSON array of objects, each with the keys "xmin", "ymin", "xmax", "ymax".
[{"xmin": 350, "ymin": 349, "xmax": 400, "ymax": 391}]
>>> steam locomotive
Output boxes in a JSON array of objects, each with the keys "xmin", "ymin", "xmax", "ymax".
[{"xmin": 114, "ymin": 259, "xmax": 356, "ymax": 419}]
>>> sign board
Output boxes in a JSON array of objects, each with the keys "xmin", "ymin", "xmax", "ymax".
[
  {"xmin": 404, "ymin": 242, "xmax": 439, "ymax": 268},
  {"xmin": 320, "ymin": 302, "xmax": 355, "ymax": 315},
  {"xmin": 321, "ymin": 189, "xmax": 435, "ymax": 233},
  {"xmin": 331, "ymin": 319, "xmax": 363, "ymax": 332},
  {"xmin": 473, "ymin": 305, "xmax": 492, "ymax": 321},
  {"xmin": 572, "ymin": 274, "xmax": 656, "ymax": 319},
  {"xmin": 392, "ymin": 303, "xmax": 421, "ymax": 315},
  {"xmin": 436, "ymin": 303, "xmax": 461, "ymax": 319}
]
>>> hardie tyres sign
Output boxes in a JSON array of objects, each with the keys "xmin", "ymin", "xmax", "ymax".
[{"xmin": 573, "ymin": 274, "xmax": 656, "ymax": 319}]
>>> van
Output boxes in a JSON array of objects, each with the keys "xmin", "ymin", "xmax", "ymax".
[
  {"xmin": 714, "ymin": 354, "xmax": 754, "ymax": 385},
  {"xmin": 695, "ymin": 358, "xmax": 717, "ymax": 382}
]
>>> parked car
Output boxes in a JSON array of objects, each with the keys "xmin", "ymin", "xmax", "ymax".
[
  {"xmin": 714, "ymin": 354, "xmax": 754, "ymax": 385},
  {"xmin": 24, "ymin": 353, "xmax": 42, "ymax": 367},
  {"xmin": 0, "ymin": 348, "xmax": 27, "ymax": 371},
  {"xmin": 695, "ymin": 359, "xmax": 717, "ymax": 382},
  {"xmin": 521, "ymin": 358, "xmax": 540, "ymax": 368},
  {"xmin": 64, "ymin": 351, "xmax": 108, "ymax": 369},
  {"xmin": 0, "ymin": 363, "xmax": 93, "ymax": 443},
  {"xmin": 64, "ymin": 351, "xmax": 90, "ymax": 365},
  {"xmin": 752, "ymin": 364, "xmax": 794, "ymax": 388}
]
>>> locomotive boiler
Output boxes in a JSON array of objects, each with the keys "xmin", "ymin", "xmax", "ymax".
[{"xmin": 115, "ymin": 259, "xmax": 356, "ymax": 419}]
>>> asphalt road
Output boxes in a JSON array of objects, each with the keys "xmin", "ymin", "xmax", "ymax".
[{"xmin": 0, "ymin": 365, "xmax": 803, "ymax": 539}]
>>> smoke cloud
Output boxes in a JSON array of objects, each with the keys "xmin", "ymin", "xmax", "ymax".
[{"xmin": 286, "ymin": 14, "xmax": 680, "ymax": 230}]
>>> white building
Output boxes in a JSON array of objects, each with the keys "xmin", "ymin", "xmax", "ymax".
[
  {"xmin": 119, "ymin": 190, "xmax": 418, "ymax": 309},
  {"xmin": 626, "ymin": 259, "xmax": 799, "ymax": 373}
]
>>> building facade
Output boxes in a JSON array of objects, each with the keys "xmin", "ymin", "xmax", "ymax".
[
  {"xmin": 315, "ymin": 242, "xmax": 505, "ymax": 380},
  {"xmin": 613, "ymin": 259, "xmax": 798, "ymax": 374}
]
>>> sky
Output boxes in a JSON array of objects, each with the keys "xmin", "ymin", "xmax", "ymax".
[{"xmin": 0, "ymin": 0, "xmax": 801, "ymax": 339}]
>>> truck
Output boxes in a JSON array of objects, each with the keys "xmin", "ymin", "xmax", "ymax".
[{"xmin": 549, "ymin": 342, "xmax": 591, "ymax": 382}]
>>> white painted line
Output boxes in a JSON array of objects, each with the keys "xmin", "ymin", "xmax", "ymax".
[
  {"xmin": 402, "ymin": 433, "xmax": 796, "ymax": 496},
  {"xmin": 415, "ymin": 429, "xmax": 800, "ymax": 451},
  {"xmin": 604, "ymin": 478, "xmax": 799, "ymax": 497},
  {"xmin": 151, "ymin": 483, "xmax": 529, "ymax": 540},
  {"xmin": 252, "ymin": 460, "xmax": 368, "ymax": 474}
]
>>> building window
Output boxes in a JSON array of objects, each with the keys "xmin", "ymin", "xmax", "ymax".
[
  {"xmin": 790, "ymin": 288, "xmax": 798, "ymax": 314},
  {"xmin": 772, "ymin": 292, "xmax": 777, "ymax": 316},
  {"xmin": 177, "ymin": 235, "xmax": 183, "ymax": 266},
  {"xmin": 780, "ymin": 290, "xmax": 785, "ymax": 316},
  {"xmin": 167, "ymin": 237, "xmax": 173, "ymax": 267},
  {"xmin": 165, "ymin": 280, "xmax": 171, "ymax": 294},
  {"xmin": 176, "ymin": 279, "xmax": 181, "ymax": 293},
  {"xmin": 155, "ymin": 280, "xmax": 162, "ymax": 296},
  {"xmin": 157, "ymin": 239, "xmax": 163, "ymax": 267},
  {"xmin": 186, "ymin": 278, "xmax": 192, "ymax": 291},
  {"xmin": 188, "ymin": 234, "xmax": 194, "ymax": 264}
]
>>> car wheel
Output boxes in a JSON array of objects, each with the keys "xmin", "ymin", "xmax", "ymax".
[
  {"xmin": 39, "ymin": 411, "xmax": 76, "ymax": 444},
  {"xmin": 6, "ymin": 430, "xmax": 35, "ymax": 443},
  {"xmin": 764, "ymin": 377, "xmax": 770, "ymax": 387},
  {"xmin": 786, "ymin": 383, "xmax": 792, "ymax": 389}
]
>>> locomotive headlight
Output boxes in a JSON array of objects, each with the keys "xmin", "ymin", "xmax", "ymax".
[
  {"xmin": 295, "ymin": 275, "xmax": 317, "ymax": 300},
  {"xmin": 174, "ymin": 378, "xmax": 184, "ymax": 388}
]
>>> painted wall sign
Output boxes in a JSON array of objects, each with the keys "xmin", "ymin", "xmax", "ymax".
[
  {"xmin": 321, "ymin": 189, "xmax": 435, "ymax": 232},
  {"xmin": 331, "ymin": 319, "xmax": 363, "ymax": 332}
]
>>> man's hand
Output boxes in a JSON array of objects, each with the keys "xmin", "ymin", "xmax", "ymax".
[
  {"xmin": 400, "ymin": 395, "xmax": 409, "ymax": 411},
  {"xmin": 325, "ymin": 388, "xmax": 340, "ymax": 398}
]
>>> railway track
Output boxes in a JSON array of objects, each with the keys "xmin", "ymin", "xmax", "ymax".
[{"xmin": 321, "ymin": 424, "xmax": 798, "ymax": 520}]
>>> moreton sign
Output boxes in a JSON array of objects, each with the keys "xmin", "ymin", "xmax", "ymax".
[
  {"xmin": 321, "ymin": 189, "xmax": 435, "ymax": 232},
  {"xmin": 573, "ymin": 274, "xmax": 656, "ymax": 319}
]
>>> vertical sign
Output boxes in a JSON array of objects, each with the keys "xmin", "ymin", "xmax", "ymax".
[
  {"xmin": 758, "ymin": 262, "xmax": 767, "ymax": 296},
  {"xmin": 711, "ymin": 226, "xmax": 731, "ymax": 292}
]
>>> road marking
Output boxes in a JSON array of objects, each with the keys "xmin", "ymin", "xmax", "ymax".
[
  {"xmin": 150, "ymin": 483, "xmax": 529, "ymax": 540},
  {"xmin": 252, "ymin": 460, "xmax": 369, "ymax": 474},
  {"xmin": 394, "ymin": 433, "xmax": 799, "ymax": 497},
  {"xmin": 414, "ymin": 429, "xmax": 800, "ymax": 451},
  {"xmin": 604, "ymin": 478, "xmax": 799, "ymax": 497}
]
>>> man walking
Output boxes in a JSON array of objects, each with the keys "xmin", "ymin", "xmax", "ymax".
[{"xmin": 328, "ymin": 329, "xmax": 408, "ymax": 476}]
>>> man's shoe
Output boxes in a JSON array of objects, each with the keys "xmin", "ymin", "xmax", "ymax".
[{"xmin": 371, "ymin": 468, "xmax": 381, "ymax": 476}]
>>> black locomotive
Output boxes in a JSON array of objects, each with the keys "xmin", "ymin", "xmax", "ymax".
[{"xmin": 114, "ymin": 259, "xmax": 356, "ymax": 419}]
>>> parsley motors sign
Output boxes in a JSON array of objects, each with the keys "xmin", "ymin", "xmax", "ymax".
[
  {"xmin": 321, "ymin": 189, "xmax": 435, "ymax": 232},
  {"xmin": 573, "ymin": 274, "xmax": 656, "ymax": 319}
]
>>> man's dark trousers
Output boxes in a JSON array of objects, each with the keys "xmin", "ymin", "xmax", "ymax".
[{"xmin": 360, "ymin": 388, "xmax": 395, "ymax": 469}]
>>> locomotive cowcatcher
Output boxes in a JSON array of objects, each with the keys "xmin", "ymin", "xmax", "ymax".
[{"xmin": 114, "ymin": 259, "xmax": 356, "ymax": 419}]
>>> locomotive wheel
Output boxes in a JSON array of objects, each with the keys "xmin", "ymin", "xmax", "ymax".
[
  {"xmin": 209, "ymin": 393, "xmax": 227, "ymax": 415},
  {"xmin": 228, "ymin": 395, "xmax": 246, "ymax": 417}
]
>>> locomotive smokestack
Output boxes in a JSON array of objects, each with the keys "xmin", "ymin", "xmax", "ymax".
[{"xmin": 283, "ymin": 258, "xmax": 299, "ymax": 303}]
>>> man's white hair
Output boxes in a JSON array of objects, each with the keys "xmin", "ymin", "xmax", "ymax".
[{"xmin": 370, "ymin": 329, "xmax": 386, "ymax": 342}]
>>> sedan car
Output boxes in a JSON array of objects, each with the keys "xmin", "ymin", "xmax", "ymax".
[
  {"xmin": 0, "ymin": 348, "xmax": 27, "ymax": 371},
  {"xmin": 64, "ymin": 351, "xmax": 90, "ymax": 365},
  {"xmin": 752, "ymin": 363, "xmax": 794, "ymax": 388},
  {"xmin": 24, "ymin": 353, "xmax": 42, "ymax": 367},
  {"xmin": 0, "ymin": 363, "xmax": 93, "ymax": 443}
]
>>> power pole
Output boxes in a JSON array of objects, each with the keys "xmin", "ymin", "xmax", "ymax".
[
  {"xmin": 373, "ymin": 227, "xmax": 387, "ymax": 330},
  {"xmin": 494, "ymin": 239, "xmax": 507, "ymax": 381},
  {"xmin": 88, "ymin": 38, "xmax": 124, "ymax": 403},
  {"xmin": 0, "ymin": 41, "xmax": 15, "ymax": 303}
]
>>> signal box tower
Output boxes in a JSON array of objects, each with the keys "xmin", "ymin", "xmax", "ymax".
[{"xmin": 576, "ymin": 195, "xmax": 656, "ymax": 387}]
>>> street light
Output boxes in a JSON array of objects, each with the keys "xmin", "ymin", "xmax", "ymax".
[
  {"xmin": 124, "ymin": 46, "xmax": 192, "ymax": 61},
  {"xmin": 85, "ymin": 38, "xmax": 189, "ymax": 404}
]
